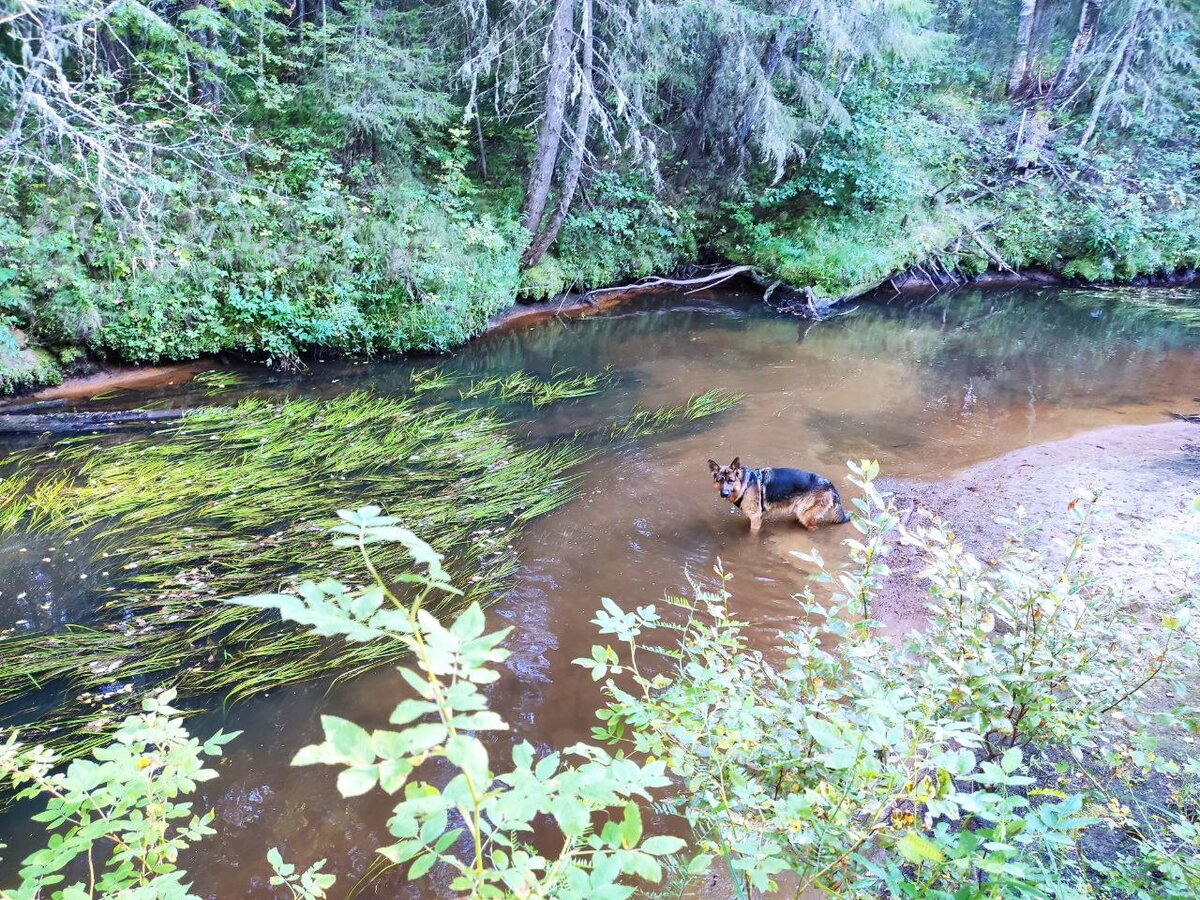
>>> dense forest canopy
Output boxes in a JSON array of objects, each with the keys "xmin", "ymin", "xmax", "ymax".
[{"xmin": 1, "ymin": 0, "xmax": 1198, "ymax": 389}]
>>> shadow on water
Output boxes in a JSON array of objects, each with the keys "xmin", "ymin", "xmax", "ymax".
[{"xmin": 0, "ymin": 284, "xmax": 1197, "ymax": 896}]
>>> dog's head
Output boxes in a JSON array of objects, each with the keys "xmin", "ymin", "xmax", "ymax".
[{"xmin": 708, "ymin": 457, "xmax": 745, "ymax": 502}]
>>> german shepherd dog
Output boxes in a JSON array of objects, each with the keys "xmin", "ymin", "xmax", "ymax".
[{"xmin": 708, "ymin": 457, "xmax": 850, "ymax": 533}]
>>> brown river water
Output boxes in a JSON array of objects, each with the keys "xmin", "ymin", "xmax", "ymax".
[{"xmin": 1, "ymin": 284, "xmax": 1198, "ymax": 896}]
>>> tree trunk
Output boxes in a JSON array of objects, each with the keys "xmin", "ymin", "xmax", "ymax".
[
  {"xmin": 1006, "ymin": 0, "xmax": 1041, "ymax": 97},
  {"xmin": 520, "ymin": 0, "xmax": 575, "ymax": 238},
  {"xmin": 680, "ymin": 41, "xmax": 723, "ymax": 180},
  {"xmin": 1052, "ymin": 0, "xmax": 1102, "ymax": 102},
  {"xmin": 1078, "ymin": 1, "xmax": 1143, "ymax": 148},
  {"xmin": 190, "ymin": 0, "xmax": 221, "ymax": 109},
  {"xmin": 523, "ymin": 0, "xmax": 593, "ymax": 269}
]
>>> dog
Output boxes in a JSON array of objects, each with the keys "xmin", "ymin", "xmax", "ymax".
[{"xmin": 708, "ymin": 457, "xmax": 850, "ymax": 533}]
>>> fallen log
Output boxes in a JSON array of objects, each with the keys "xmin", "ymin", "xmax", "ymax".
[
  {"xmin": 0, "ymin": 409, "xmax": 188, "ymax": 435},
  {"xmin": 0, "ymin": 399, "xmax": 67, "ymax": 415},
  {"xmin": 584, "ymin": 265, "xmax": 754, "ymax": 300}
]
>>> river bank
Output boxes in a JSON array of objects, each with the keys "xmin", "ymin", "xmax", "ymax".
[
  {"xmin": 877, "ymin": 420, "xmax": 1200, "ymax": 632},
  {"xmin": 5, "ymin": 269, "xmax": 1198, "ymax": 406}
]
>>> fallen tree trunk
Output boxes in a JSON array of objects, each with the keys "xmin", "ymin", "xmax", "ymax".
[
  {"xmin": 584, "ymin": 265, "xmax": 754, "ymax": 300},
  {"xmin": 0, "ymin": 399, "xmax": 67, "ymax": 415},
  {"xmin": 0, "ymin": 409, "xmax": 188, "ymax": 435}
]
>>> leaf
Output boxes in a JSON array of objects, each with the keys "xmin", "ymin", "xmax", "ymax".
[
  {"xmin": 321, "ymin": 716, "xmax": 375, "ymax": 766},
  {"xmin": 407, "ymin": 851, "xmax": 439, "ymax": 881},
  {"xmin": 804, "ymin": 715, "xmax": 842, "ymax": 749},
  {"xmin": 897, "ymin": 830, "xmax": 945, "ymax": 865},
  {"xmin": 823, "ymin": 746, "xmax": 859, "ymax": 770},
  {"xmin": 1001, "ymin": 747, "xmax": 1023, "ymax": 774},
  {"xmin": 619, "ymin": 802, "xmax": 643, "ymax": 848},
  {"xmin": 336, "ymin": 765, "xmax": 379, "ymax": 797},
  {"xmin": 444, "ymin": 734, "xmax": 489, "ymax": 788},
  {"xmin": 550, "ymin": 794, "xmax": 591, "ymax": 838},
  {"xmin": 641, "ymin": 835, "xmax": 686, "ymax": 856},
  {"xmin": 449, "ymin": 603, "xmax": 486, "ymax": 641}
]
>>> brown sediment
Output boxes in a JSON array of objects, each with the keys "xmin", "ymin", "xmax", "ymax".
[
  {"xmin": 10, "ymin": 361, "xmax": 208, "ymax": 405},
  {"xmin": 875, "ymin": 421, "xmax": 1200, "ymax": 632}
]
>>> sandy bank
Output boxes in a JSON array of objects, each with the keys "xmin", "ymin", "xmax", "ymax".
[{"xmin": 877, "ymin": 420, "xmax": 1199, "ymax": 630}]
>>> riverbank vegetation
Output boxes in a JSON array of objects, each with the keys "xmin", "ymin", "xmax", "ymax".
[
  {"xmin": 4, "ymin": 469, "xmax": 1196, "ymax": 897},
  {"xmin": 3, "ymin": 0, "xmax": 1199, "ymax": 390}
]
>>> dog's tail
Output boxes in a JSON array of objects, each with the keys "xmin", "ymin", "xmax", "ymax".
[{"xmin": 830, "ymin": 486, "xmax": 851, "ymax": 524}]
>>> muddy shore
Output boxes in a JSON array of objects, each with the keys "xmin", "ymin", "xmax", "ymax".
[{"xmin": 876, "ymin": 420, "xmax": 1200, "ymax": 630}]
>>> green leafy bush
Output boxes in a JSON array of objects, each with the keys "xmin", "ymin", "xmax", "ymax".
[{"xmin": 231, "ymin": 506, "xmax": 686, "ymax": 897}]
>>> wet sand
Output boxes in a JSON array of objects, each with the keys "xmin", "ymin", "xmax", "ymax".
[
  {"xmin": 878, "ymin": 420, "xmax": 1200, "ymax": 631},
  {"xmin": 15, "ymin": 361, "xmax": 206, "ymax": 403}
]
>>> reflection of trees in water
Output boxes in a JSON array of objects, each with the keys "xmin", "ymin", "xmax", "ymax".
[
  {"xmin": 803, "ymin": 287, "xmax": 1199, "ymax": 411},
  {"xmin": 468, "ymin": 300, "xmax": 758, "ymax": 378}
]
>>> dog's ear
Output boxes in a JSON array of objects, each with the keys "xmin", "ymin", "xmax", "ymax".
[
  {"xmin": 730, "ymin": 456, "xmax": 741, "ymax": 471},
  {"xmin": 707, "ymin": 459, "xmax": 721, "ymax": 476}
]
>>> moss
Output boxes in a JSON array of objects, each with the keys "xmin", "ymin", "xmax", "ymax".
[
  {"xmin": 0, "ymin": 328, "xmax": 63, "ymax": 395},
  {"xmin": 720, "ymin": 207, "xmax": 962, "ymax": 298},
  {"xmin": 520, "ymin": 254, "xmax": 569, "ymax": 300},
  {"xmin": 1062, "ymin": 257, "xmax": 1111, "ymax": 282}
]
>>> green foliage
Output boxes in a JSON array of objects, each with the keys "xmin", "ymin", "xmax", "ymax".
[
  {"xmin": 584, "ymin": 461, "xmax": 1200, "ymax": 897},
  {"xmin": 1, "ymin": 154, "xmax": 522, "ymax": 367},
  {"xmin": 3, "ymin": 0, "xmax": 1200, "ymax": 386},
  {"xmin": 0, "ymin": 338, "xmax": 63, "ymax": 395},
  {"xmin": 710, "ymin": 78, "xmax": 973, "ymax": 295},
  {"xmin": 551, "ymin": 170, "xmax": 700, "ymax": 292},
  {"xmin": 993, "ymin": 147, "xmax": 1200, "ymax": 281},
  {"xmin": 0, "ymin": 690, "xmax": 237, "ymax": 899},
  {"xmin": 232, "ymin": 508, "xmax": 686, "ymax": 898}
]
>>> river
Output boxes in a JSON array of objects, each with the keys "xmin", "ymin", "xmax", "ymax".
[{"xmin": 1, "ymin": 284, "xmax": 1198, "ymax": 896}]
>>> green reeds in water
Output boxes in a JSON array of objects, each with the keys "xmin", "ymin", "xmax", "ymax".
[
  {"xmin": 608, "ymin": 389, "xmax": 743, "ymax": 440},
  {"xmin": 412, "ymin": 366, "xmax": 612, "ymax": 407},
  {"xmin": 192, "ymin": 369, "xmax": 249, "ymax": 395},
  {"xmin": 0, "ymin": 374, "xmax": 740, "ymax": 761},
  {"xmin": 0, "ymin": 393, "xmax": 588, "ymax": 756}
]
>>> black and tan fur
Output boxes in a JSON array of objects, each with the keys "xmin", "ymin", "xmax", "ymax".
[{"xmin": 708, "ymin": 457, "xmax": 850, "ymax": 533}]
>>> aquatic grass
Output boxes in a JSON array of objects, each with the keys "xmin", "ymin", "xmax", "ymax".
[
  {"xmin": 0, "ymin": 393, "xmax": 590, "ymax": 756},
  {"xmin": 1107, "ymin": 294, "xmax": 1200, "ymax": 329},
  {"xmin": 1057, "ymin": 288, "xmax": 1200, "ymax": 332},
  {"xmin": 608, "ymin": 389, "xmax": 743, "ymax": 440},
  {"xmin": 191, "ymin": 369, "xmax": 249, "ymax": 395},
  {"xmin": 408, "ymin": 366, "xmax": 460, "ymax": 393},
  {"xmin": 0, "ymin": 373, "xmax": 741, "ymax": 762},
  {"xmin": 412, "ymin": 365, "xmax": 612, "ymax": 406}
]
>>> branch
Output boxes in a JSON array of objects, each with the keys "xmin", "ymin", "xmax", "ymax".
[{"xmin": 583, "ymin": 265, "xmax": 754, "ymax": 300}]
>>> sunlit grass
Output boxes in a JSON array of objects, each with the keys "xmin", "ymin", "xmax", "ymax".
[
  {"xmin": 0, "ymin": 374, "xmax": 741, "ymax": 760},
  {"xmin": 608, "ymin": 389, "xmax": 743, "ymax": 440},
  {"xmin": 0, "ymin": 393, "xmax": 587, "ymax": 756}
]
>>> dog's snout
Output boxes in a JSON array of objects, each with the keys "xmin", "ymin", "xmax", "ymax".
[{"xmin": 720, "ymin": 484, "xmax": 732, "ymax": 499}]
